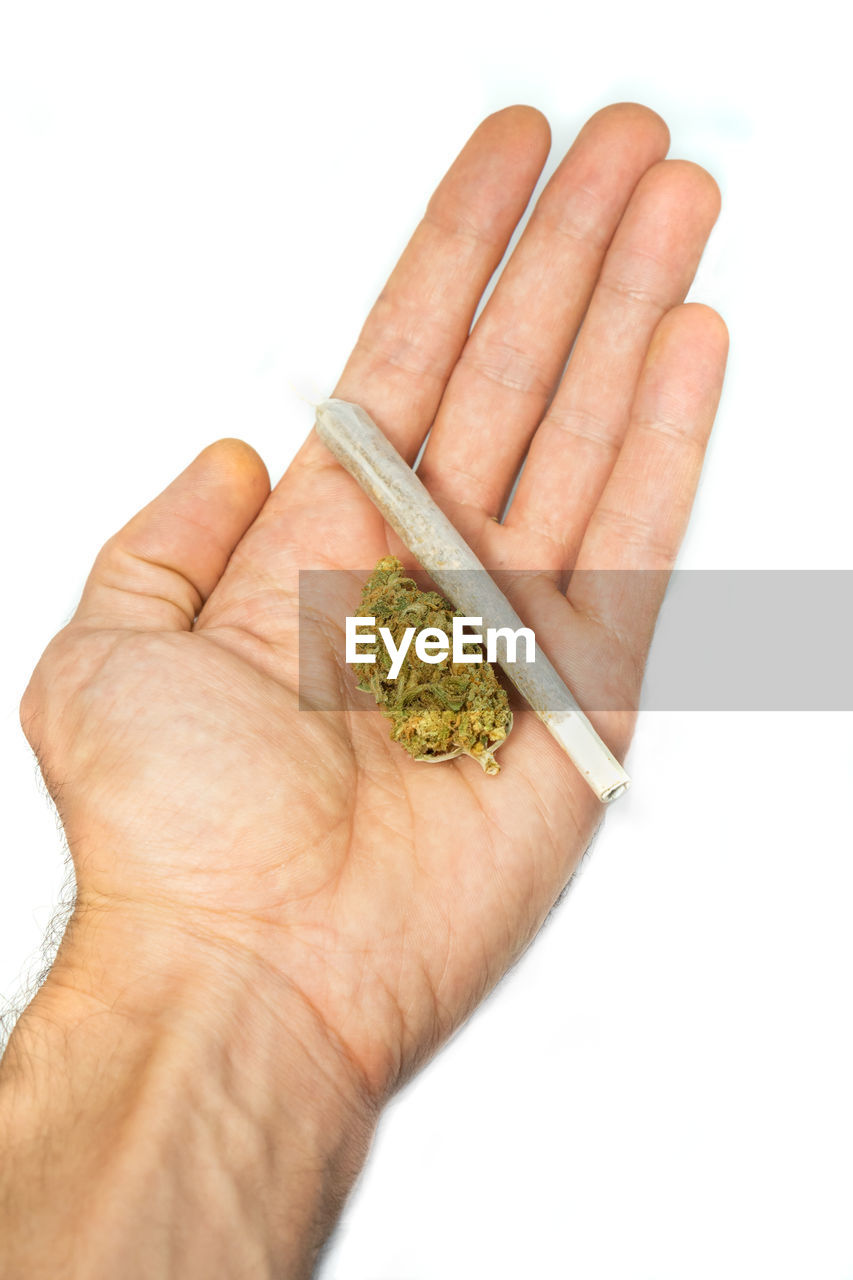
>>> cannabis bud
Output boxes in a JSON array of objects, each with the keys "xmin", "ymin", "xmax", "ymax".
[{"xmin": 354, "ymin": 556, "xmax": 513, "ymax": 775}]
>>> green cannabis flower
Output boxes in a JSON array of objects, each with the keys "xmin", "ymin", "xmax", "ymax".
[{"xmin": 354, "ymin": 556, "xmax": 513, "ymax": 775}]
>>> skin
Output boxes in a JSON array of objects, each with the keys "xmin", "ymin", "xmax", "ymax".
[{"xmin": 0, "ymin": 104, "xmax": 727, "ymax": 1277}]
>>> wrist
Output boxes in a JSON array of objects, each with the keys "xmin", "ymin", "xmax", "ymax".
[{"xmin": 1, "ymin": 898, "xmax": 379, "ymax": 1278}]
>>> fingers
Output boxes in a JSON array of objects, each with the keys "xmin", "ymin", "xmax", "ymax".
[
  {"xmin": 568, "ymin": 303, "xmax": 729, "ymax": 661},
  {"xmin": 73, "ymin": 439, "xmax": 270, "ymax": 631},
  {"xmin": 505, "ymin": 159, "xmax": 721, "ymax": 567},
  {"xmin": 293, "ymin": 105, "xmax": 552, "ymax": 473},
  {"xmin": 415, "ymin": 103, "xmax": 670, "ymax": 533}
]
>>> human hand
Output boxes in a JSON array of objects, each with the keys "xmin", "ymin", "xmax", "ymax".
[
  {"xmin": 5, "ymin": 102, "xmax": 728, "ymax": 1277},
  {"xmin": 18, "ymin": 105, "xmax": 726, "ymax": 1116}
]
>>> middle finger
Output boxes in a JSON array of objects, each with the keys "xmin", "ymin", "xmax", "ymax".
[{"xmin": 416, "ymin": 102, "xmax": 670, "ymax": 533}]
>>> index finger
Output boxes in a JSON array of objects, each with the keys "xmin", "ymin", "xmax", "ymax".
[{"xmin": 292, "ymin": 106, "xmax": 552, "ymax": 473}]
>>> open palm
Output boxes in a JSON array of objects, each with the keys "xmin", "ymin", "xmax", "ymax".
[{"xmin": 22, "ymin": 104, "xmax": 726, "ymax": 1102}]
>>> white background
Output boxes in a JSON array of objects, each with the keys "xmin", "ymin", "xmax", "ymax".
[{"xmin": 2, "ymin": 3, "xmax": 852, "ymax": 1278}]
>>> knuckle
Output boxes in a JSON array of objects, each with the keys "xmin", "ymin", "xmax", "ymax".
[{"xmin": 460, "ymin": 337, "xmax": 553, "ymax": 398}]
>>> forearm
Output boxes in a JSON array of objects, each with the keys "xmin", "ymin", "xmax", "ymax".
[{"xmin": 0, "ymin": 904, "xmax": 378, "ymax": 1279}]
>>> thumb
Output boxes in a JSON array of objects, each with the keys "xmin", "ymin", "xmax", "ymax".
[{"xmin": 74, "ymin": 438, "xmax": 270, "ymax": 631}]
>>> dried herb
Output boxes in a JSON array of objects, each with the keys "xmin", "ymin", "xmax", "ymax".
[{"xmin": 354, "ymin": 555, "xmax": 513, "ymax": 774}]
